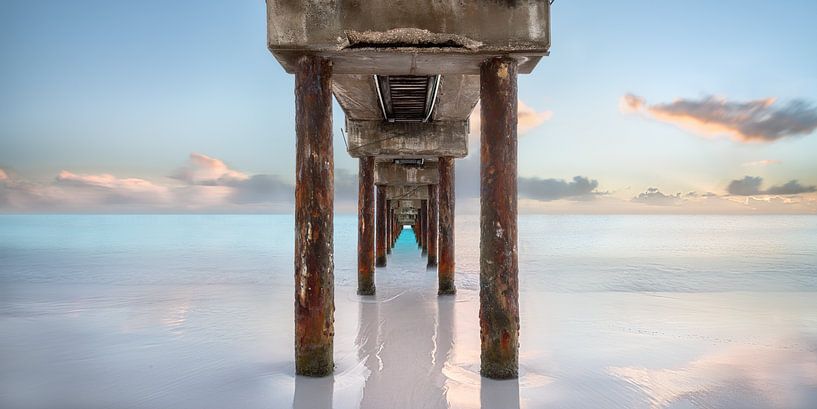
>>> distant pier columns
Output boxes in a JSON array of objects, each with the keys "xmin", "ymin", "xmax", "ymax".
[
  {"xmin": 479, "ymin": 57, "xmax": 519, "ymax": 379},
  {"xmin": 420, "ymin": 200, "xmax": 428, "ymax": 255},
  {"xmin": 358, "ymin": 156, "xmax": 375, "ymax": 295},
  {"xmin": 386, "ymin": 201, "xmax": 392, "ymax": 255},
  {"xmin": 438, "ymin": 156, "xmax": 456, "ymax": 295},
  {"xmin": 293, "ymin": 55, "xmax": 335, "ymax": 377},
  {"xmin": 376, "ymin": 185, "xmax": 387, "ymax": 267},
  {"xmin": 427, "ymin": 184, "xmax": 438, "ymax": 268}
]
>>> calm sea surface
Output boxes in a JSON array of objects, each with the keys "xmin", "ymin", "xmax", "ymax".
[
  {"xmin": 1, "ymin": 215, "xmax": 816, "ymax": 408},
  {"xmin": 1, "ymin": 214, "xmax": 815, "ymax": 291}
]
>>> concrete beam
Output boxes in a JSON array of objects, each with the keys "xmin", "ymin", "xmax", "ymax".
[
  {"xmin": 347, "ymin": 119, "xmax": 468, "ymax": 158},
  {"xmin": 333, "ymin": 74, "xmax": 479, "ymax": 122},
  {"xmin": 267, "ymin": 1, "xmax": 550, "ymax": 74},
  {"xmin": 386, "ymin": 185, "xmax": 429, "ymax": 201},
  {"xmin": 375, "ymin": 161, "xmax": 439, "ymax": 186}
]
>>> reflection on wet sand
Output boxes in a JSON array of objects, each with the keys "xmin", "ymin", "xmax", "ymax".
[{"xmin": 609, "ymin": 342, "xmax": 817, "ymax": 409}]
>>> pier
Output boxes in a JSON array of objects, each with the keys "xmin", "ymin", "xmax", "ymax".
[{"xmin": 266, "ymin": 0, "xmax": 550, "ymax": 379}]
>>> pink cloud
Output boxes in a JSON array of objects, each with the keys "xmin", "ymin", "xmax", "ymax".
[
  {"xmin": 741, "ymin": 159, "xmax": 781, "ymax": 167},
  {"xmin": 621, "ymin": 94, "xmax": 817, "ymax": 143},
  {"xmin": 0, "ymin": 168, "xmax": 7, "ymax": 182},
  {"xmin": 171, "ymin": 153, "xmax": 248, "ymax": 185},
  {"xmin": 469, "ymin": 100, "xmax": 552, "ymax": 136}
]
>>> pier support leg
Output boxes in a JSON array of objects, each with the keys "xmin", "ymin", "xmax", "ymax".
[
  {"xmin": 294, "ymin": 55, "xmax": 334, "ymax": 377},
  {"xmin": 386, "ymin": 201, "xmax": 392, "ymax": 255},
  {"xmin": 357, "ymin": 157, "xmax": 375, "ymax": 295},
  {"xmin": 376, "ymin": 185, "xmax": 387, "ymax": 267},
  {"xmin": 427, "ymin": 185, "xmax": 438, "ymax": 268},
  {"xmin": 420, "ymin": 200, "xmax": 428, "ymax": 255},
  {"xmin": 479, "ymin": 57, "xmax": 519, "ymax": 379},
  {"xmin": 438, "ymin": 157, "xmax": 456, "ymax": 295}
]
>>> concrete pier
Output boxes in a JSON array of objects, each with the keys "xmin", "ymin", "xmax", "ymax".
[
  {"xmin": 438, "ymin": 157, "xmax": 456, "ymax": 295},
  {"xmin": 376, "ymin": 185, "xmax": 387, "ymax": 267},
  {"xmin": 358, "ymin": 156, "xmax": 375, "ymax": 295},
  {"xmin": 267, "ymin": 0, "xmax": 549, "ymax": 378},
  {"xmin": 293, "ymin": 55, "xmax": 335, "ymax": 377},
  {"xmin": 427, "ymin": 184, "xmax": 438, "ymax": 268},
  {"xmin": 479, "ymin": 57, "xmax": 520, "ymax": 379}
]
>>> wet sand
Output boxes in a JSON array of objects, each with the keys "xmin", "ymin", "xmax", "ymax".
[
  {"xmin": 2, "ymin": 283, "xmax": 816, "ymax": 408},
  {"xmin": 1, "ymin": 215, "xmax": 816, "ymax": 408}
]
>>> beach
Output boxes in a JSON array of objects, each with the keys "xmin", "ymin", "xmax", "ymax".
[{"xmin": 1, "ymin": 215, "xmax": 816, "ymax": 408}]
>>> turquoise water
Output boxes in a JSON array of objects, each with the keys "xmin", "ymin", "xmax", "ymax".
[
  {"xmin": 1, "ymin": 215, "xmax": 815, "ymax": 291},
  {"xmin": 1, "ymin": 215, "xmax": 816, "ymax": 408}
]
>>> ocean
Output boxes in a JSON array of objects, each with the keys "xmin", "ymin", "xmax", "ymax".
[{"xmin": 1, "ymin": 215, "xmax": 816, "ymax": 408}]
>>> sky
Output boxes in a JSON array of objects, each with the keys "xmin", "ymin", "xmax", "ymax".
[{"xmin": 1, "ymin": 0, "xmax": 816, "ymax": 214}]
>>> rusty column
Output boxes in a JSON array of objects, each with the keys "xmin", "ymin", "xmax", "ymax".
[
  {"xmin": 438, "ymin": 157, "xmax": 455, "ymax": 295},
  {"xmin": 376, "ymin": 185, "xmax": 387, "ymax": 267},
  {"xmin": 357, "ymin": 156, "xmax": 375, "ymax": 295},
  {"xmin": 420, "ymin": 200, "xmax": 428, "ymax": 255},
  {"xmin": 427, "ymin": 184, "xmax": 438, "ymax": 268},
  {"xmin": 294, "ymin": 55, "xmax": 334, "ymax": 377},
  {"xmin": 386, "ymin": 201, "xmax": 392, "ymax": 255},
  {"xmin": 479, "ymin": 57, "xmax": 519, "ymax": 379}
]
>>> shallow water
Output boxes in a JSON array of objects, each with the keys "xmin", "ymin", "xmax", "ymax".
[{"xmin": 1, "ymin": 215, "xmax": 816, "ymax": 408}]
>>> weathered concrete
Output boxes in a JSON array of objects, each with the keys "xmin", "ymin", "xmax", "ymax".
[
  {"xmin": 347, "ymin": 120, "xmax": 468, "ymax": 158},
  {"xmin": 333, "ymin": 74, "xmax": 479, "ymax": 122},
  {"xmin": 427, "ymin": 184, "xmax": 438, "ymax": 268},
  {"xmin": 479, "ymin": 57, "xmax": 519, "ymax": 380},
  {"xmin": 376, "ymin": 185, "xmax": 387, "ymax": 267},
  {"xmin": 438, "ymin": 157, "xmax": 455, "ymax": 295},
  {"xmin": 266, "ymin": 1, "xmax": 551, "ymax": 74},
  {"xmin": 386, "ymin": 185, "xmax": 429, "ymax": 201},
  {"xmin": 357, "ymin": 157, "xmax": 375, "ymax": 295},
  {"xmin": 294, "ymin": 55, "xmax": 334, "ymax": 377},
  {"xmin": 375, "ymin": 161, "xmax": 439, "ymax": 186}
]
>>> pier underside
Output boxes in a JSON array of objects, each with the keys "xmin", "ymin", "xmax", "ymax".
[{"xmin": 268, "ymin": 0, "xmax": 549, "ymax": 379}]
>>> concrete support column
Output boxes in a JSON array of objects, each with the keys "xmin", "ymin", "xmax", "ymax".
[
  {"xmin": 294, "ymin": 55, "xmax": 334, "ymax": 377},
  {"xmin": 479, "ymin": 57, "xmax": 519, "ymax": 379},
  {"xmin": 438, "ymin": 157, "xmax": 456, "ymax": 295},
  {"xmin": 386, "ymin": 201, "xmax": 392, "ymax": 254},
  {"xmin": 376, "ymin": 185, "xmax": 387, "ymax": 267},
  {"xmin": 427, "ymin": 184, "xmax": 438, "ymax": 267},
  {"xmin": 357, "ymin": 157, "xmax": 375, "ymax": 295},
  {"xmin": 420, "ymin": 200, "xmax": 428, "ymax": 255}
]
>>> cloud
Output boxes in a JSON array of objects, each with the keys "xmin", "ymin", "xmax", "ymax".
[
  {"xmin": 622, "ymin": 94, "xmax": 817, "ymax": 142},
  {"xmin": 631, "ymin": 187, "xmax": 683, "ymax": 206},
  {"xmin": 0, "ymin": 168, "xmax": 7, "ymax": 182},
  {"xmin": 519, "ymin": 176, "xmax": 602, "ymax": 201},
  {"xmin": 727, "ymin": 176, "xmax": 816, "ymax": 196},
  {"xmin": 171, "ymin": 153, "xmax": 249, "ymax": 185},
  {"xmin": 741, "ymin": 159, "xmax": 781, "ymax": 167},
  {"xmin": 55, "ymin": 171, "xmax": 171, "ymax": 205},
  {"xmin": 727, "ymin": 176, "xmax": 764, "ymax": 196},
  {"xmin": 469, "ymin": 100, "xmax": 552, "ymax": 136}
]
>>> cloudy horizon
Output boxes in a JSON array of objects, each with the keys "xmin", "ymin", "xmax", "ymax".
[{"xmin": 2, "ymin": 0, "xmax": 816, "ymax": 214}]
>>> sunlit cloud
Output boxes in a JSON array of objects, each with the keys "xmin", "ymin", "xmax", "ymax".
[
  {"xmin": 621, "ymin": 94, "xmax": 817, "ymax": 143},
  {"xmin": 0, "ymin": 168, "xmax": 8, "ymax": 182},
  {"xmin": 171, "ymin": 153, "xmax": 249, "ymax": 185},
  {"xmin": 469, "ymin": 100, "xmax": 552, "ymax": 136},
  {"xmin": 727, "ymin": 176, "xmax": 817, "ymax": 196},
  {"xmin": 741, "ymin": 159, "xmax": 781, "ymax": 167}
]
